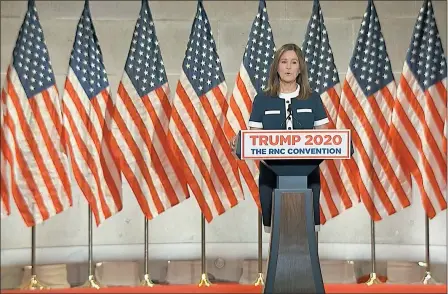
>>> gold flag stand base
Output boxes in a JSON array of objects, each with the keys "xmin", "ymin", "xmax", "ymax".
[
  {"xmin": 20, "ymin": 275, "xmax": 47, "ymax": 290},
  {"xmin": 254, "ymin": 273, "xmax": 265, "ymax": 286},
  {"xmin": 365, "ymin": 273, "xmax": 382, "ymax": 286},
  {"xmin": 140, "ymin": 274, "xmax": 155, "ymax": 287},
  {"xmin": 419, "ymin": 217, "xmax": 438, "ymax": 285},
  {"xmin": 198, "ymin": 273, "xmax": 212, "ymax": 287},
  {"xmin": 421, "ymin": 271, "xmax": 439, "ymax": 285},
  {"xmin": 78, "ymin": 275, "xmax": 102, "ymax": 289}
]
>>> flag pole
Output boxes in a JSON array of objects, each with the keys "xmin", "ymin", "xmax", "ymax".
[
  {"xmin": 365, "ymin": 218, "xmax": 381, "ymax": 285},
  {"xmin": 198, "ymin": 213, "xmax": 211, "ymax": 286},
  {"xmin": 254, "ymin": 212, "xmax": 264, "ymax": 286},
  {"xmin": 79, "ymin": 206, "xmax": 102, "ymax": 288},
  {"xmin": 141, "ymin": 217, "xmax": 155, "ymax": 286},
  {"xmin": 20, "ymin": 226, "xmax": 47, "ymax": 290},
  {"xmin": 420, "ymin": 214, "xmax": 438, "ymax": 284}
]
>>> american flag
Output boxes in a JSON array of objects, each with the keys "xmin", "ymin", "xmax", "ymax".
[
  {"xmin": 1, "ymin": 87, "xmax": 11, "ymax": 218},
  {"xmin": 0, "ymin": 0, "xmax": 72, "ymax": 226},
  {"xmin": 302, "ymin": 0, "xmax": 360, "ymax": 224},
  {"xmin": 224, "ymin": 0, "xmax": 275, "ymax": 208},
  {"xmin": 111, "ymin": 0, "xmax": 189, "ymax": 219},
  {"xmin": 167, "ymin": 1, "xmax": 243, "ymax": 222},
  {"xmin": 61, "ymin": 1, "xmax": 122, "ymax": 225},
  {"xmin": 337, "ymin": 0, "xmax": 412, "ymax": 220},
  {"xmin": 390, "ymin": 0, "xmax": 446, "ymax": 218}
]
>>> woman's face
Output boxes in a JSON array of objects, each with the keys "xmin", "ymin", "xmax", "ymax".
[{"xmin": 277, "ymin": 50, "xmax": 300, "ymax": 84}]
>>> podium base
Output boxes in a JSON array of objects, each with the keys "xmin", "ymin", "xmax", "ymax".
[{"xmin": 264, "ymin": 188, "xmax": 324, "ymax": 294}]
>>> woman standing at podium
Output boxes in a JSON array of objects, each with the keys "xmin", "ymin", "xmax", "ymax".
[{"xmin": 232, "ymin": 43, "xmax": 329, "ymax": 233}]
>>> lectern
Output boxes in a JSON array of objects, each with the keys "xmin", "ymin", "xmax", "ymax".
[{"xmin": 234, "ymin": 129, "xmax": 352, "ymax": 294}]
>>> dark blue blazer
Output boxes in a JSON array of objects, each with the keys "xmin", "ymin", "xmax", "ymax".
[{"xmin": 248, "ymin": 90, "xmax": 329, "ymax": 227}]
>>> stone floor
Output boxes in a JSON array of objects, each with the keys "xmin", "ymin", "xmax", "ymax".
[{"xmin": 1, "ymin": 259, "xmax": 446, "ymax": 289}]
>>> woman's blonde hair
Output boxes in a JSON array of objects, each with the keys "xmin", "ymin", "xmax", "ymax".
[{"xmin": 265, "ymin": 43, "xmax": 312, "ymax": 99}]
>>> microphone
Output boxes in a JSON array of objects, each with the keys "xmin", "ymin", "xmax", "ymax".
[
  {"xmin": 280, "ymin": 105, "xmax": 293, "ymax": 128},
  {"xmin": 288, "ymin": 105, "xmax": 302, "ymax": 128}
]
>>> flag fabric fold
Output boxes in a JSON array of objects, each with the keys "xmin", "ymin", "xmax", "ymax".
[
  {"xmin": 302, "ymin": 0, "xmax": 360, "ymax": 224},
  {"xmin": 61, "ymin": 0, "xmax": 122, "ymax": 226},
  {"xmin": 224, "ymin": 0, "xmax": 276, "ymax": 209},
  {"xmin": 390, "ymin": 0, "xmax": 447, "ymax": 218},
  {"xmin": 111, "ymin": 0, "xmax": 189, "ymax": 219},
  {"xmin": 1, "ymin": 79, "xmax": 11, "ymax": 219},
  {"xmin": 336, "ymin": 0, "xmax": 412, "ymax": 220},
  {"xmin": 0, "ymin": 0, "xmax": 72, "ymax": 226},
  {"xmin": 167, "ymin": 1, "xmax": 244, "ymax": 222}
]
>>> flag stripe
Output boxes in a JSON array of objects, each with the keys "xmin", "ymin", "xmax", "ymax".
[
  {"xmin": 30, "ymin": 90, "xmax": 71, "ymax": 200},
  {"xmin": 145, "ymin": 88, "xmax": 189, "ymax": 203},
  {"xmin": 303, "ymin": 0, "xmax": 361, "ymax": 224},
  {"xmin": 390, "ymin": 0, "xmax": 447, "ymax": 218},
  {"xmin": 0, "ymin": 175, "xmax": 9, "ymax": 217},
  {"xmin": 226, "ymin": 66, "xmax": 260, "ymax": 207},
  {"xmin": 0, "ymin": 140, "xmax": 11, "ymax": 218},
  {"xmin": 335, "ymin": 99, "xmax": 364, "ymax": 196},
  {"xmin": 343, "ymin": 75, "xmax": 411, "ymax": 213},
  {"xmin": 115, "ymin": 83, "xmax": 171, "ymax": 215},
  {"xmin": 4, "ymin": 113, "xmax": 51, "ymax": 220},
  {"xmin": 1, "ymin": 112, "xmax": 38, "ymax": 224},
  {"xmin": 224, "ymin": 0, "xmax": 274, "ymax": 210},
  {"xmin": 401, "ymin": 76, "xmax": 446, "ymax": 189},
  {"xmin": 168, "ymin": 105, "xmax": 215, "ymax": 219},
  {"xmin": 41, "ymin": 89, "xmax": 64, "ymax": 144},
  {"xmin": 425, "ymin": 90, "xmax": 444, "ymax": 136},
  {"xmin": 342, "ymin": 81, "xmax": 395, "ymax": 214},
  {"xmin": 324, "ymin": 88, "xmax": 341, "ymax": 123},
  {"xmin": 228, "ymin": 76, "xmax": 250, "ymax": 133},
  {"xmin": 62, "ymin": 3, "xmax": 124, "ymax": 225},
  {"xmin": 106, "ymin": 117, "xmax": 166, "ymax": 217},
  {"xmin": 209, "ymin": 87, "xmax": 242, "ymax": 205},
  {"xmin": 340, "ymin": 83, "xmax": 388, "ymax": 219},
  {"xmin": 65, "ymin": 79, "xmax": 112, "ymax": 217},
  {"xmin": 176, "ymin": 80, "xmax": 229, "ymax": 214},
  {"xmin": 389, "ymin": 111, "xmax": 438, "ymax": 216},
  {"xmin": 64, "ymin": 77, "xmax": 120, "ymax": 223},
  {"xmin": 3, "ymin": 3, "xmax": 72, "ymax": 225},
  {"xmin": 169, "ymin": 2, "xmax": 243, "ymax": 220},
  {"xmin": 235, "ymin": 70, "xmax": 255, "ymax": 122},
  {"xmin": 320, "ymin": 88, "xmax": 358, "ymax": 213},
  {"xmin": 319, "ymin": 167, "xmax": 339, "ymax": 218},
  {"xmin": 6, "ymin": 71, "xmax": 66, "ymax": 217},
  {"xmin": 99, "ymin": 91, "xmax": 127, "ymax": 210},
  {"xmin": 0, "ymin": 89, "xmax": 10, "ymax": 218},
  {"xmin": 109, "ymin": 113, "xmax": 157, "ymax": 218},
  {"xmin": 62, "ymin": 91, "xmax": 104, "ymax": 223},
  {"xmin": 396, "ymin": 75, "xmax": 446, "ymax": 213},
  {"xmin": 320, "ymin": 148, "xmax": 352, "ymax": 208},
  {"xmin": 391, "ymin": 80, "xmax": 441, "ymax": 215},
  {"xmin": 113, "ymin": 0, "xmax": 188, "ymax": 220},
  {"xmin": 8, "ymin": 77, "xmax": 68, "ymax": 216}
]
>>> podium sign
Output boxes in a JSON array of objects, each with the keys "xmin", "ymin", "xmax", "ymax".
[{"xmin": 239, "ymin": 129, "xmax": 351, "ymax": 160}]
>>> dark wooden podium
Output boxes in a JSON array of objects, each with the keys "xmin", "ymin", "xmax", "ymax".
[
  {"xmin": 261, "ymin": 159, "xmax": 325, "ymax": 294},
  {"xmin": 233, "ymin": 129, "xmax": 353, "ymax": 294}
]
